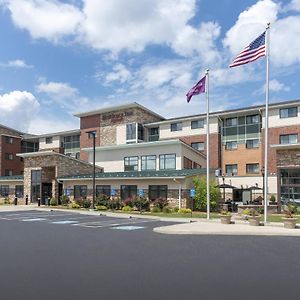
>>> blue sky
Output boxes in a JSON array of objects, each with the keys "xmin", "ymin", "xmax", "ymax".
[{"xmin": 0, "ymin": 0, "xmax": 299, "ymax": 134}]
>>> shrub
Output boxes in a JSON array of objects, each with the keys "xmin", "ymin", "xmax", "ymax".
[
  {"xmin": 70, "ymin": 202, "xmax": 80, "ymax": 209},
  {"xmin": 76, "ymin": 198, "xmax": 91, "ymax": 209},
  {"xmin": 133, "ymin": 196, "xmax": 150, "ymax": 211},
  {"xmin": 50, "ymin": 198, "xmax": 57, "ymax": 206},
  {"xmin": 123, "ymin": 198, "xmax": 134, "ymax": 208},
  {"xmin": 122, "ymin": 205, "xmax": 133, "ymax": 212},
  {"xmin": 4, "ymin": 198, "xmax": 10, "ymax": 205},
  {"xmin": 192, "ymin": 177, "xmax": 220, "ymax": 211},
  {"xmin": 60, "ymin": 195, "xmax": 69, "ymax": 206},
  {"xmin": 173, "ymin": 206, "xmax": 179, "ymax": 213},
  {"xmin": 178, "ymin": 208, "xmax": 192, "ymax": 214},
  {"xmin": 270, "ymin": 195, "xmax": 276, "ymax": 203},
  {"xmin": 95, "ymin": 205, "xmax": 107, "ymax": 211},
  {"xmin": 95, "ymin": 194, "xmax": 110, "ymax": 207},
  {"xmin": 153, "ymin": 197, "xmax": 168, "ymax": 210},
  {"xmin": 162, "ymin": 206, "xmax": 172, "ymax": 214},
  {"xmin": 242, "ymin": 208, "xmax": 250, "ymax": 215},
  {"xmin": 284, "ymin": 203, "xmax": 298, "ymax": 217},
  {"xmin": 151, "ymin": 206, "xmax": 161, "ymax": 213}
]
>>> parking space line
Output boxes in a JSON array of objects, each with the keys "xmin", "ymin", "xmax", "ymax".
[{"xmin": 76, "ymin": 219, "xmax": 156, "ymax": 228}]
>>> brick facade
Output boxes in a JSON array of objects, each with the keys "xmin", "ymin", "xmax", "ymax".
[
  {"xmin": 0, "ymin": 125, "xmax": 23, "ymax": 176},
  {"xmin": 179, "ymin": 133, "xmax": 221, "ymax": 169},
  {"xmin": 262, "ymin": 125, "xmax": 300, "ymax": 174}
]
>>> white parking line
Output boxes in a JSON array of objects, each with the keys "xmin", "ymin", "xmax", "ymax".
[{"xmin": 76, "ymin": 219, "xmax": 156, "ymax": 228}]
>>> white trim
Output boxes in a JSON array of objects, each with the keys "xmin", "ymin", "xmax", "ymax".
[{"xmin": 60, "ymin": 176, "xmax": 186, "ymax": 181}]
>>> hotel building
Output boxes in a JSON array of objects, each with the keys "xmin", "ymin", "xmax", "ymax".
[{"xmin": 0, "ymin": 100, "xmax": 300, "ymax": 208}]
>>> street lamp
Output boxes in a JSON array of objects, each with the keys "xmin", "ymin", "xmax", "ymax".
[{"xmin": 87, "ymin": 131, "xmax": 96, "ymax": 209}]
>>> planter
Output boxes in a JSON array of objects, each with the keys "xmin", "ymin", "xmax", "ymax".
[
  {"xmin": 220, "ymin": 215, "xmax": 232, "ymax": 224},
  {"xmin": 248, "ymin": 216, "xmax": 261, "ymax": 226},
  {"xmin": 282, "ymin": 217, "xmax": 297, "ymax": 229}
]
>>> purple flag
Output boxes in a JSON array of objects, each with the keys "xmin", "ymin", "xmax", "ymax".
[{"xmin": 186, "ymin": 75, "xmax": 206, "ymax": 103}]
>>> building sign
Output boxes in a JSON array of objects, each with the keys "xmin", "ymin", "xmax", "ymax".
[
  {"xmin": 111, "ymin": 188, "xmax": 116, "ymax": 196},
  {"xmin": 138, "ymin": 189, "xmax": 144, "ymax": 197},
  {"xmin": 190, "ymin": 189, "xmax": 196, "ymax": 198},
  {"xmin": 102, "ymin": 111, "xmax": 134, "ymax": 123}
]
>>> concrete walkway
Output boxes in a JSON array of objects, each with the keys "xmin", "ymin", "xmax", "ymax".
[{"xmin": 154, "ymin": 220, "xmax": 300, "ymax": 236}]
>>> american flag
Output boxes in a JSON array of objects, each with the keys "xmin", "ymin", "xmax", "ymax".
[{"xmin": 229, "ymin": 31, "xmax": 266, "ymax": 68}]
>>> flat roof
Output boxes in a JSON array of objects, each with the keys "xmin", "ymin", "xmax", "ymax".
[
  {"xmin": 58, "ymin": 168, "xmax": 211, "ymax": 181},
  {"xmin": 73, "ymin": 102, "xmax": 165, "ymax": 120},
  {"xmin": 146, "ymin": 99, "xmax": 300, "ymax": 126},
  {"xmin": 23, "ymin": 129, "xmax": 80, "ymax": 140}
]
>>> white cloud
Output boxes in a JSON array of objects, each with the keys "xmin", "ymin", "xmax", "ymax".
[
  {"xmin": 286, "ymin": 0, "xmax": 300, "ymax": 11},
  {"xmin": 28, "ymin": 117, "xmax": 79, "ymax": 134},
  {"xmin": 0, "ymin": 59, "xmax": 33, "ymax": 68},
  {"xmin": 105, "ymin": 64, "xmax": 132, "ymax": 83},
  {"xmin": 36, "ymin": 81, "xmax": 78, "ymax": 98},
  {"xmin": 0, "ymin": 90, "xmax": 40, "ymax": 131},
  {"xmin": 4, "ymin": 0, "xmax": 83, "ymax": 42},
  {"xmin": 223, "ymin": 0, "xmax": 280, "ymax": 55}
]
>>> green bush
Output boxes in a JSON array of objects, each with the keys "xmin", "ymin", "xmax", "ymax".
[
  {"xmin": 76, "ymin": 198, "xmax": 91, "ymax": 208},
  {"xmin": 50, "ymin": 198, "xmax": 57, "ymax": 206},
  {"xmin": 70, "ymin": 202, "xmax": 80, "ymax": 209},
  {"xmin": 122, "ymin": 205, "xmax": 133, "ymax": 212},
  {"xmin": 4, "ymin": 198, "xmax": 10, "ymax": 205},
  {"xmin": 95, "ymin": 194, "xmax": 110, "ymax": 207},
  {"xmin": 153, "ymin": 197, "xmax": 168, "ymax": 210},
  {"xmin": 270, "ymin": 195, "xmax": 276, "ymax": 203},
  {"xmin": 60, "ymin": 195, "xmax": 69, "ymax": 206},
  {"xmin": 192, "ymin": 177, "xmax": 220, "ymax": 211},
  {"xmin": 173, "ymin": 206, "xmax": 179, "ymax": 213},
  {"xmin": 151, "ymin": 206, "xmax": 161, "ymax": 213},
  {"xmin": 95, "ymin": 205, "xmax": 107, "ymax": 211},
  {"xmin": 162, "ymin": 206, "xmax": 172, "ymax": 214},
  {"xmin": 178, "ymin": 208, "xmax": 192, "ymax": 214}
]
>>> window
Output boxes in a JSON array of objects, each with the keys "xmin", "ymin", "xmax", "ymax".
[
  {"xmin": 191, "ymin": 119, "xmax": 204, "ymax": 129},
  {"xmin": 121, "ymin": 185, "xmax": 137, "ymax": 201},
  {"xmin": 280, "ymin": 134, "xmax": 298, "ymax": 144},
  {"xmin": 4, "ymin": 170, "xmax": 13, "ymax": 176},
  {"xmin": 280, "ymin": 107, "xmax": 297, "ymax": 118},
  {"xmin": 148, "ymin": 185, "xmax": 167, "ymax": 201},
  {"xmin": 225, "ymin": 118, "xmax": 237, "ymax": 126},
  {"xmin": 225, "ymin": 141, "xmax": 237, "ymax": 150},
  {"xmin": 183, "ymin": 157, "xmax": 193, "ymax": 169},
  {"xmin": 45, "ymin": 137, "xmax": 53, "ymax": 144},
  {"xmin": 124, "ymin": 156, "xmax": 139, "ymax": 171},
  {"xmin": 246, "ymin": 114, "xmax": 259, "ymax": 124},
  {"xmin": 126, "ymin": 123, "xmax": 144, "ymax": 142},
  {"xmin": 170, "ymin": 122, "xmax": 182, "ymax": 132},
  {"xmin": 63, "ymin": 135, "xmax": 80, "ymax": 157},
  {"xmin": 246, "ymin": 163, "xmax": 259, "ymax": 174},
  {"xmin": 21, "ymin": 141, "xmax": 39, "ymax": 153},
  {"xmin": 191, "ymin": 142, "xmax": 204, "ymax": 151},
  {"xmin": 5, "ymin": 153, "xmax": 13, "ymax": 160},
  {"xmin": 0, "ymin": 185, "xmax": 9, "ymax": 197},
  {"xmin": 148, "ymin": 127, "xmax": 159, "ymax": 142},
  {"xmin": 96, "ymin": 185, "xmax": 111, "ymax": 197},
  {"xmin": 74, "ymin": 185, "xmax": 87, "ymax": 199},
  {"xmin": 5, "ymin": 136, "xmax": 13, "ymax": 144},
  {"xmin": 225, "ymin": 164, "xmax": 237, "ymax": 175},
  {"xmin": 246, "ymin": 139, "xmax": 259, "ymax": 149},
  {"xmin": 159, "ymin": 154, "xmax": 176, "ymax": 170},
  {"xmin": 141, "ymin": 155, "xmax": 156, "ymax": 171},
  {"xmin": 31, "ymin": 170, "xmax": 41, "ymax": 202},
  {"xmin": 15, "ymin": 185, "xmax": 24, "ymax": 198}
]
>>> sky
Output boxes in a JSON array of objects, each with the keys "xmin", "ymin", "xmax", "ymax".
[{"xmin": 0, "ymin": 0, "xmax": 300, "ymax": 134}]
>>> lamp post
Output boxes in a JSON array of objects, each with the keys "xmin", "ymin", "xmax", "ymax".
[{"xmin": 87, "ymin": 131, "xmax": 96, "ymax": 209}]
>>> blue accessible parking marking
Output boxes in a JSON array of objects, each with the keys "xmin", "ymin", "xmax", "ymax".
[
  {"xmin": 112, "ymin": 226, "xmax": 145, "ymax": 231},
  {"xmin": 21, "ymin": 218, "xmax": 47, "ymax": 222},
  {"xmin": 51, "ymin": 220, "xmax": 79, "ymax": 224}
]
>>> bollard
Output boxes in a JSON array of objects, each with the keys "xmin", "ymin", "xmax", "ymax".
[
  {"xmin": 14, "ymin": 197, "xmax": 18, "ymax": 206},
  {"xmin": 25, "ymin": 195, "xmax": 28, "ymax": 205},
  {"xmin": 48, "ymin": 197, "xmax": 51, "ymax": 206},
  {"xmin": 38, "ymin": 197, "xmax": 41, "ymax": 207}
]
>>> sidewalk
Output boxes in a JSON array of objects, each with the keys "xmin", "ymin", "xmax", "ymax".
[{"xmin": 154, "ymin": 220, "xmax": 300, "ymax": 236}]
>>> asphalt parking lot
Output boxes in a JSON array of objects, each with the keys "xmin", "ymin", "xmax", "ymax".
[{"xmin": 1, "ymin": 210, "xmax": 300, "ymax": 300}]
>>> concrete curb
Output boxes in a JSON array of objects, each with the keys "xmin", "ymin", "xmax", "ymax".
[{"xmin": 153, "ymin": 221, "xmax": 300, "ymax": 236}]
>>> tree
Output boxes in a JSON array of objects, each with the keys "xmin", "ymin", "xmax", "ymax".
[{"xmin": 192, "ymin": 176, "xmax": 220, "ymax": 211}]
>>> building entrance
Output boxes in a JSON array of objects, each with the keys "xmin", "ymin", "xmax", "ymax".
[{"xmin": 42, "ymin": 183, "xmax": 52, "ymax": 205}]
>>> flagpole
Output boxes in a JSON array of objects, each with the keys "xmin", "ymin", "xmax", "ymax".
[
  {"xmin": 206, "ymin": 69, "xmax": 210, "ymax": 220},
  {"xmin": 264, "ymin": 23, "xmax": 270, "ymax": 224}
]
